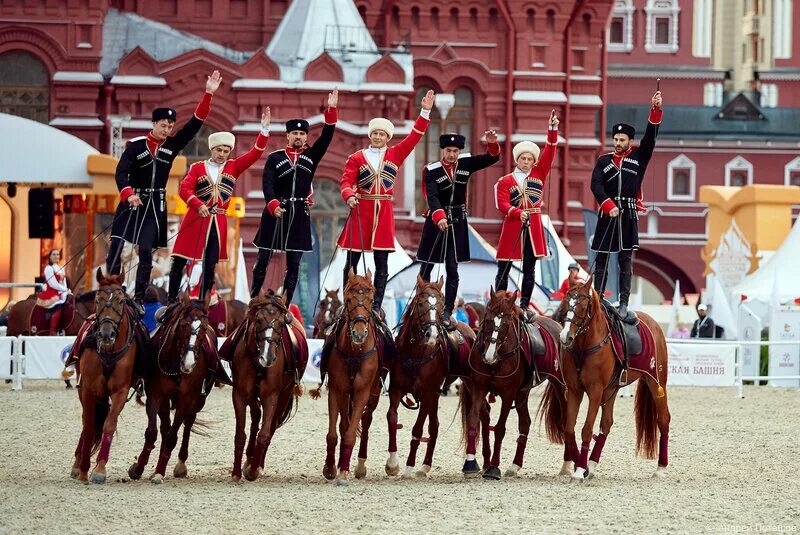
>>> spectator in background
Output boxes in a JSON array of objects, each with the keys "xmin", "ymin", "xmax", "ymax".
[
  {"xmin": 691, "ymin": 304, "xmax": 716, "ymax": 338},
  {"xmin": 455, "ymin": 298, "xmax": 469, "ymax": 324},
  {"xmin": 142, "ymin": 286, "xmax": 161, "ymax": 333}
]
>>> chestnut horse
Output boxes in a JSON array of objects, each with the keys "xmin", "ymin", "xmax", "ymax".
[
  {"xmin": 7, "ymin": 292, "xmax": 95, "ymax": 336},
  {"xmin": 313, "ymin": 289, "xmax": 341, "ymax": 338},
  {"xmin": 227, "ymin": 290, "xmax": 306, "ymax": 482},
  {"xmin": 460, "ymin": 288, "xmax": 566, "ymax": 479},
  {"xmin": 557, "ymin": 276, "xmax": 671, "ymax": 479},
  {"xmin": 128, "ymin": 294, "xmax": 217, "ymax": 483},
  {"xmin": 318, "ymin": 269, "xmax": 381, "ymax": 486},
  {"xmin": 69, "ymin": 268, "xmax": 144, "ymax": 483},
  {"xmin": 385, "ymin": 275, "xmax": 476, "ymax": 478}
]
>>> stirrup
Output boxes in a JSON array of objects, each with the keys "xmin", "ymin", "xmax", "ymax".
[{"xmin": 619, "ymin": 368, "xmax": 628, "ymax": 386}]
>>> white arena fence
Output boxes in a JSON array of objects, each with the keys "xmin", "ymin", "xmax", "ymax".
[{"xmin": 1, "ymin": 336, "xmax": 798, "ymax": 398}]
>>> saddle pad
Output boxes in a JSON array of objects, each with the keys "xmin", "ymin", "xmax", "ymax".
[
  {"xmin": 209, "ymin": 301, "xmax": 228, "ymax": 336},
  {"xmin": 29, "ymin": 295, "xmax": 75, "ymax": 335},
  {"xmin": 65, "ymin": 314, "xmax": 97, "ymax": 367},
  {"xmin": 610, "ymin": 319, "xmax": 656, "ymax": 373},
  {"xmin": 533, "ymin": 323, "xmax": 563, "ymax": 384},
  {"xmin": 218, "ymin": 320, "xmax": 248, "ymax": 362},
  {"xmin": 281, "ymin": 322, "xmax": 309, "ymax": 375}
]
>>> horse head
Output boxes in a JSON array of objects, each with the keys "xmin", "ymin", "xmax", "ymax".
[
  {"xmin": 172, "ymin": 293, "xmax": 211, "ymax": 374},
  {"xmin": 408, "ymin": 274, "xmax": 445, "ymax": 347},
  {"xmin": 247, "ymin": 289, "xmax": 291, "ymax": 368},
  {"xmin": 93, "ymin": 268, "xmax": 127, "ymax": 350},
  {"xmin": 344, "ymin": 268, "xmax": 375, "ymax": 347},
  {"xmin": 558, "ymin": 275, "xmax": 597, "ymax": 349},
  {"xmin": 477, "ymin": 287, "xmax": 521, "ymax": 365},
  {"xmin": 321, "ymin": 289, "xmax": 341, "ymax": 323}
]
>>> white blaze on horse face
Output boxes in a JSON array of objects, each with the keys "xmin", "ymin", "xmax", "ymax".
[
  {"xmin": 259, "ymin": 325, "xmax": 274, "ymax": 367},
  {"xmin": 183, "ymin": 319, "xmax": 201, "ymax": 373},
  {"xmin": 426, "ymin": 295, "xmax": 439, "ymax": 344},
  {"xmin": 484, "ymin": 316, "xmax": 501, "ymax": 364},
  {"xmin": 560, "ymin": 297, "xmax": 576, "ymax": 344}
]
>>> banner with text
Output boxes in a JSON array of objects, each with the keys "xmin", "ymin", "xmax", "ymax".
[
  {"xmin": 667, "ymin": 342, "xmax": 737, "ymax": 387},
  {"xmin": 768, "ymin": 307, "xmax": 800, "ymax": 387}
]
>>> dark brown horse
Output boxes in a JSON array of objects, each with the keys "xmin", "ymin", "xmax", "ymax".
[
  {"xmin": 69, "ymin": 268, "xmax": 143, "ymax": 483},
  {"xmin": 227, "ymin": 290, "xmax": 307, "ymax": 482},
  {"xmin": 317, "ymin": 269, "xmax": 381, "ymax": 486},
  {"xmin": 385, "ymin": 275, "xmax": 476, "ymax": 478},
  {"xmin": 460, "ymin": 288, "xmax": 567, "ymax": 479},
  {"xmin": 127, "ymin": 293, "xmax": 217, "ymax": 483},
  {"xmin": 557, "ymin": 276, "xmax": 671, "ymax": 479},
  {"xmin": 7, "ymin": 292, "xmax": 95, "ymax": 336},
  {"xmin": 313, "ymin": 289, "xmax": 341, "ymax": 338}
]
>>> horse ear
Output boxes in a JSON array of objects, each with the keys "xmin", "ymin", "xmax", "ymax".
[
  {"xmin": 490, "ymin": 285, "xmax": 496, "ymax": 298},
  {"xmin": 180, "ymin": 292, "xmax": 189, "ymax": 304},
  {"xmin": 366, "ymin": 268, "xmax": 373, "ymax": 282},
  {"xmin": 585, "ymin": 273, "xmax": 594, "ymax": 287},
  {"xmin": 416, "ymin": 273, "xmax": 424, "ymax": 287},
  {"xmin": 437, "ymin": 276, "xmax": 444, "ymax": 290},
  {"xmin": 348, "ymin": 267, "xmax": 355, "ymax": 281},
  {"xmin": 95, "ymin": 267, "xmax": 104, "ymax": 284}
]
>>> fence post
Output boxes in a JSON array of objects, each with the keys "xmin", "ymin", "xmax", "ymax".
[{"xmin": 11, "ymin": 335, "xmax": 23, "ymax": 391}]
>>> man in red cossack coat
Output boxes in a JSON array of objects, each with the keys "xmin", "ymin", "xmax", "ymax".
[
  {"xmin": 337, "ymin": 89, "xmax": 436, "ymax": 315},
  {"xmin": 165, "ymin": 109, "xmax": 271, "ymax": 309},
  {"xmin": 494, "ymin": 112, "xmax": 559, "ymax": 319}
]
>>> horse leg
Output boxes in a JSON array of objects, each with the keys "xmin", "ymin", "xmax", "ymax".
[
  {"xmin": 402, "ymin": 396, "xmax": 429, "ymax": 479},
  {"xmin": 480, "ymin": 397, "xmax": 492, "ymax": 470},
  {"xmin": 152, "ymin": 408, "xmax": 186, "ymax": 483},
  {"xmin": 572, "ymin": 386, "xmax": 603, "ymax": 481},
  {"xmin": 244, "ymin": 399, "xmax": 261, "ymax": 473},
  {"xmin": 355, "ymin": 386, "xmax": 379, "ymax": 479},
  {"xmin": 484, "ymin": 393, "xmax": 513, "ymax": 481},
  {"xmin": 385, "ymin": 385, "xmax": 402, "ymax": 476},
  {"xmin": 173, "ymin": 412, "xmax": 196, "ymax": 479},
  {"xmin": 323, "ymin": 389, "xmax": 339, "ymax": 480},
  {"xmin": 419, "ymin": 391, "xmax": 441, "ymax": 478},
  {"xmin": 90, "ymin": 389, "xmax": 126, "ymax": 484},
  {"xmin": 588, "ymin": 390, "xmax": 617, "ymax": 478},
  {"xmin": 337, "ymin": 379, "xmax": 373, "ymax": 486},
  {"xmin": 75, "ymin": 391, "xmax": 95, "ymax": 481},
  {"xmin": 506, "ymin": 388, "xmax": 532, "ymax": 477},
  {"xmin": 129, "ymin": 393, "xmax": 159, "ymax": 480},
  {"xmin": 561, "ymin": 387, "xmax": 582, "ymax": 476},
  {"xmin": 231, "ymin": 387, "xmax": 249, "ymax": 482},
  {"xmin": 249, "ymin": 390, "xmax": 279, "ymax": 481},
  {"xmin": 462, "ymin": 385, "xmax": 482, "ymax": 477},
  {"xmin": 70, "ymin": 432, "xmax": 84, "ymax": 479}
]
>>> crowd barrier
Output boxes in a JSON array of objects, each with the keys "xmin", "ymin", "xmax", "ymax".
[{"xmin": 1, "ymin": 336, "xmax": 798, "ymax": 398}]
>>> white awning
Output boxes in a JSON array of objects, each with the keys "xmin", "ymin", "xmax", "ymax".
[{"xmin": 0, "ymin": 113, "xmax": 98, "ymax": 185}]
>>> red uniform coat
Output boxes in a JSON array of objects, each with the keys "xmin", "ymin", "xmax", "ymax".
[
  {"xmin": 173, "ymin": 132, "xmax": 269, "ymax": 261},
  {"xmin": 337, "ymin": 115, "xmax": 430, "ymax": 251},
  {"xmin": 495, "ymin": 128, "xmax": 558, "ymax": 261}
]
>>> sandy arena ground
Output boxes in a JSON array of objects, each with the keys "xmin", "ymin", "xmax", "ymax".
[{"xmin": 0, "ymin": 381, "xmax": 797, "ymax": 534}]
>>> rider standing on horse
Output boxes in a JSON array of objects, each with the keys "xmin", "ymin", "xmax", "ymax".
[
  {"xmin": 494, "ymin": 112, "xmax": 560, "ymax": 320},
  {"xmin": 250, "ymin": 89, "xmax": 339, "ymax": 303},
  {"xmin": 337, "ymin": 89, "xmax": 436, "ymax": 316},
  {"xmin": 417, "ymin": 130, "xmax": 501, "ymax": 324},
  {"xmin": 106, "ymin": 71, "xmax": 221, "ymax": 315},
  {"xmin": 166, "ymin": 109, "xmax": 271, "ymax": 308},
  {"xmin": 36, "ymin": 249, "xmax": 71, "ymax": 335},
  {"xmin": 590, "ymin": 90, "xmax": 662, "ymax": 320}
]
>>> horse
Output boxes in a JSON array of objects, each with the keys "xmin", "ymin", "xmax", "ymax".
[
  {"xmin": 384, "ymin": 275, "xmax": 475, "ymax": 478},
  {"xmin": 316, "ymin": 269, "xmax": 382, "ymax": 486},
  {"xmin": 221, "ymin": 290, "xmax": 307, "ymax": 482},
  {"xmin": 127, "ymin": 293, "xmax": 222, "ymax": 483},
  {"xmin": 6, "ymin": 291, "xmax": 96, "ymax": 336},
  {"xmin": 557, "ymin": 275, "xmax": 671, "ymax": 480},
  {"xmin": 69, "ymin": 268, "xmax": 144, "ymax": 483},
  {"xmin": 459, "ymin": 288, "xmax": 567, "ymax": 480},
  {"xmin": 313, "ymin": 289, "xmax": 341, "ymax": 338}
]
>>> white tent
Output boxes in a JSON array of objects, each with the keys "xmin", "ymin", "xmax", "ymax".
[{"xmin": 732, "ymin": 216, "xmax": 800, "ymax": 319}]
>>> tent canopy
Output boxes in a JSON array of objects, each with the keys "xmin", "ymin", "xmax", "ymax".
[{"xmin": 0, "ymin": 113, "xmax": 98, "ymax": 185}]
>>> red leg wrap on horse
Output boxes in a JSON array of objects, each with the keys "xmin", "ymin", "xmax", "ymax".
[
  {"xmin": 406, "ymin": 439, "xmax": 420, "ymax": 467},
  {"xmin": 512, "ymin": 435, "xmax": 528, "ymax": 467},
  {"xmin": 658, "ymin": 433, "xmax": 669, "ymax": 467},
  {"xmin": 338, "ymin": 443, "xmax": 354, "ymax": 471},
  {"xmin": 565, "ymin": 440, "xmax": 579, "ymax": 462},
  {"xmin": 155, "ymin": 451, "xmax": 170, "ymax": 475},
  {"xmin": 577, "ymin": 441, "xmax": 590, "ymax": 470},
  {"xmin": 467, "ymin": 428, "xmax": 478, "ymax": 455},
  {"xmin": 589, "ymin": 433, "xmax": 607, "ymax": 463},
  {"xmin": 137, "ymin": 444, "xmax": 155, "ymax": 467},
  {"xmin": 97, "ymin": 432, "xmax": 114, "ymax": 463},
  {"xmin": 388, "ymin": 424, "xmax": 397, "ymax": 453},
  {"xmin": 357, "ymin": 431, "xmax": 369, "ymax": 460}
]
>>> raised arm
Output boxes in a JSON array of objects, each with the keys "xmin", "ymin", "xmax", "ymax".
[
  {"xmin": 636, "ymin": 91, "xmax": 663, "ymax": 169},
  {"xmin": 533, "ymin": 113, "xmax": 560, "ymax": 182},
  {"xmin": 168, "ymin": 71, "xmax": 221, "ymax": 152},
  {"xmin": 390, "ymin": 89, "xmax": 435, "ymax": 162},
  {"xmin": 231, "ymin": 108, "xmax": 270, "ymax": 175},
  {"xmin": 306, "ymin": 89, "xmax": 338, "ymax": 161},
  {"xmin": 469, "ymin": 130, "xmax": 502, "ymax": 171}
]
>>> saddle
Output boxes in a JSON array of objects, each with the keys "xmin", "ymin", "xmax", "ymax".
[
  {"xmin": 29, "ymin": 294, "xmax": 75, "ymax": 335},
  {"xmin": 209, "ymin": 300, "xmax": 228, "ymax": 337},
  {"xmin": 519, "ymin": 319, "xmax": 564, "ymax": 386},
  {"xmin": 600, "ymin": 299, "xmax": 642, "ymax": 364}
]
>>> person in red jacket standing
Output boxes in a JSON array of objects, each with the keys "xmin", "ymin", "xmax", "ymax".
[
  {"xmin": 493, "ymin": 112, "xmax": 559, "ymax": 319},
  {"xmin": 166, "ymin": 109, "xmax": 271, "ymax": 306},
  {"xmin": 337, "ymin": 89, "xmax": 436, "ymax": 315}
]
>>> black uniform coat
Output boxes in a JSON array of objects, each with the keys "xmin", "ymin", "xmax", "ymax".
[
  {"xmin": 590, "ymin": 109, "xmax": 661, "ymax": 252},
  {"xmin": 417, "ymin": 148, "xmax": 500, "ymax": 264},
  {"xmin": 110, "ymin": 105, "xmax": 208, "ymax": 249},
  {"xmin": 253, "ymin": 114, "xmax": 336, "ymax": 252}
]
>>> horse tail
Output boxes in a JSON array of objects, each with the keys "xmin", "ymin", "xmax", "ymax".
[
  {"xmin": 537, "ymin": 381, "xmax": 566, "ymax": 445},
  {"xmin": 634, "ymin": 379, "xmax": 658, "ymax": 459},
  {"xmin": 276, "ymin": 382, "xmax": 303, "ymax": 429},
  {"xmin": 89, "ymin": 397, "xmax": 111, "ymax": 455},
  {"xmin": 457, "ymin": 383, "xmax": 477, "ymax": 452},
  {"xmin": 190, "ymin": 418, "xmax": 212, "ymax": 438},
  {"xmin": 308, "ymin": 380, "xmax": 324, "ymax": 400}
]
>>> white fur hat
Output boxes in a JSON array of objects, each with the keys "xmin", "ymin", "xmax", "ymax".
[
  {"xmin": 208, "ymin": 131, "xmax": 235, "ymax": 150},
  {"xmin": 513, "ymin": 141, "xmax": 540, "ymax": 163},
  {"xmin": 368, "ymin": 118, "xmax": 394, "ymax": 139}
]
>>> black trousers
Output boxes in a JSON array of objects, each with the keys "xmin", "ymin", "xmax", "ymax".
[
  {"xmin": 344, "ymin": 250, "xmax": 389, "ymax": 312},
  {"xmin": 494, "ymin": 233, "xmax": 537, "ymax": 308},
  {"xmin": 167, "ymin": 224, "xmax": 220, "ymax": 303},
  {"xmin": 419, "ymin": 242, "xmax": 459, "ymax": 315},
  {"xmin": 593, "ymin": 249, "xmax": 633, "ymax": 304},
  {"xmin": 250, "ymin": 249, "xmax": 303, "ymax": 304},
  {"xmin": 106, "ymin": 217, "xmax": 159, "ymax": 300}
]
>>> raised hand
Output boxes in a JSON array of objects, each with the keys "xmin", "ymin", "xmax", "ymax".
[
  {"xmin": 328, "ymin": 88, "xmax": 339, "ymax": 108},
  {"xmin": 421, "ymin": 89, "xmax": 436, "ymax": 111},
  {"xmin": 261, "ymin": 107, "xmax": 271, "ymax": 130},
  {"xmin": 549, "ymin": 109, "xmax": 560, "ymax": 128},
  {"xmin": 206, "ymin": 70, "xmax": 222, "ymax": 94},
  {"xmin": 485, "ymin": 130, "xmax": 498, "ymax": 144},
  {"xmin": 652, "ymin": 91, "xmax": 662, "ymax": 108}
]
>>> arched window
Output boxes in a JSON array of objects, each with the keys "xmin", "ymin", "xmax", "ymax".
[
  {"xmin": 526, "ymin": 9, "xmax": 536, "ymax": 33},
  {"xmin": 582, "ymin": 13, "xmax": 592, "ymax": 38},
  {"xmin": 645, "ymin": 0, "xmax": 680, "ymax": 53},
  {"xmin": 724, "ymin": 156, "xmax": 753, "ymax": 187},
  {"xmin": 667, "ymin": 154, "xmax": 696, "ymax": 200},
  {"xmin": 0, "ymin": 50, "xmax": 50, "ymax": 123},
  {"xmin": 784, "ymin": 156, "xmax": 800, "ymax": 187},
  {"xmin": 546, "ymin": 9, "xmax": 556, "ymax": 32},
  {"xmin": 309, "ymin": 178, "xmax": 349, "ymax": 266},
  {"xmin": 411, "ymin": 6, "xmax": 420, "ymax": 30},
  {"xmin": 431, "ymin": 7, "xmax": 440, "ymax": 31},
  {"xmin": 449, "ymin": 7, "xmax": 459, "ymax": 29},
  {"xmin": 181, "ymin": 125, "xmax": 215, "ymax": 165},
  {"xmin": 608, "ymin": 0, "xmax": 634, "ymax": 52},
  {"xmin": 469, "ymin": 8, "xmax": 478, "ymax": 31},
  {"xmin": 391, "ymin": 6, "xmax": 400, "ymax": 33}
]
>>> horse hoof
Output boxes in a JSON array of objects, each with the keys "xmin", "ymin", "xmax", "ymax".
[
  {"xmin": 230, "ymin": 475, "xmax": 242, "ymax": 483},
  {"xmin": 150, "ymin": 473, "xmax": 163, "ymax": 484},
  {"xmin": 586, "ymin": 460, "xmax": 598, "ymax": 479},
  {"xmin": 355, "ymin": 465, "xmax": 367, "ymax": 480},
  {"xmin": 89, "ymin": 472, "xmax": 106, "ymax": 485},
  {"xmin": 384, "ymin": 463, "xmax": 400, "ymax": 477},
  {"xmin": 653, "ymin": 466, "xmax": 667, "ymax": 479},
  {"xmin": 558, "ymin": 461, "xmax": 574, "ymax": 476},
  {"xmin": 69, "ymin": 466, "xmax": 80, "ymax": 480},
  {"xmin": 571, "ymin": 467, "xmax": 587, "ymax": 482},
  {"xmin": 173, "ymin": 461, "xmax": 188, "ymax": 478},
  {"xmin": 334, "ymin": 477, "xmax": 349, "ymax": 487},
  {"xmin": 504, "ymin": 464, "xmax": 520, "ymax": 478},
  {"xmin": 401, "ymin": 466, "xmax": 415, "ymax": 479},
  {"xmin": 415, "ymin": 469, "xmax": 429, "ymax": 479},
  {"xmin": 323, "ymin": 464, "xmax": 336, "ymax": 481},
  {"xmin": 128, "ymin": 463, "xmax": 143, "ymax": 480},
  {"xmin": 462, "ymin": 459, "xmax": 481, "ymax": 478},
  {"xmin": 483, "ymin": 466, "xmax": 502, "ymax": 480},
  {"xmin": 243, "ymin": 465, "xmax": 259, "ymax": 482}
]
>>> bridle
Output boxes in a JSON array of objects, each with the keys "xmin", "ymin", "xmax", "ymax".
[
  {"xmin": 561, "ymin": 289, "xmax": 611, "ymax": 358},
  {"xmin": 473, "ymin": 303, "xmax": 521, "ymax": 368},
  {"xmin": 249, "ymin": 296, "xmax": 292, "ymax": 368},
  {"xmin": 93, "ymin": 287, "xmax": 128, "ymax": 353},
  {"xmin": 158, "ymin": 300, "xmax": 209, "ymax": 376},
  {"xmin": 407, "ymin": 290, "xmax": 443, "ymax": 347},
  {"xmin": 344, "ymin": 285, "xmax": 374, "ymax": 349}
]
